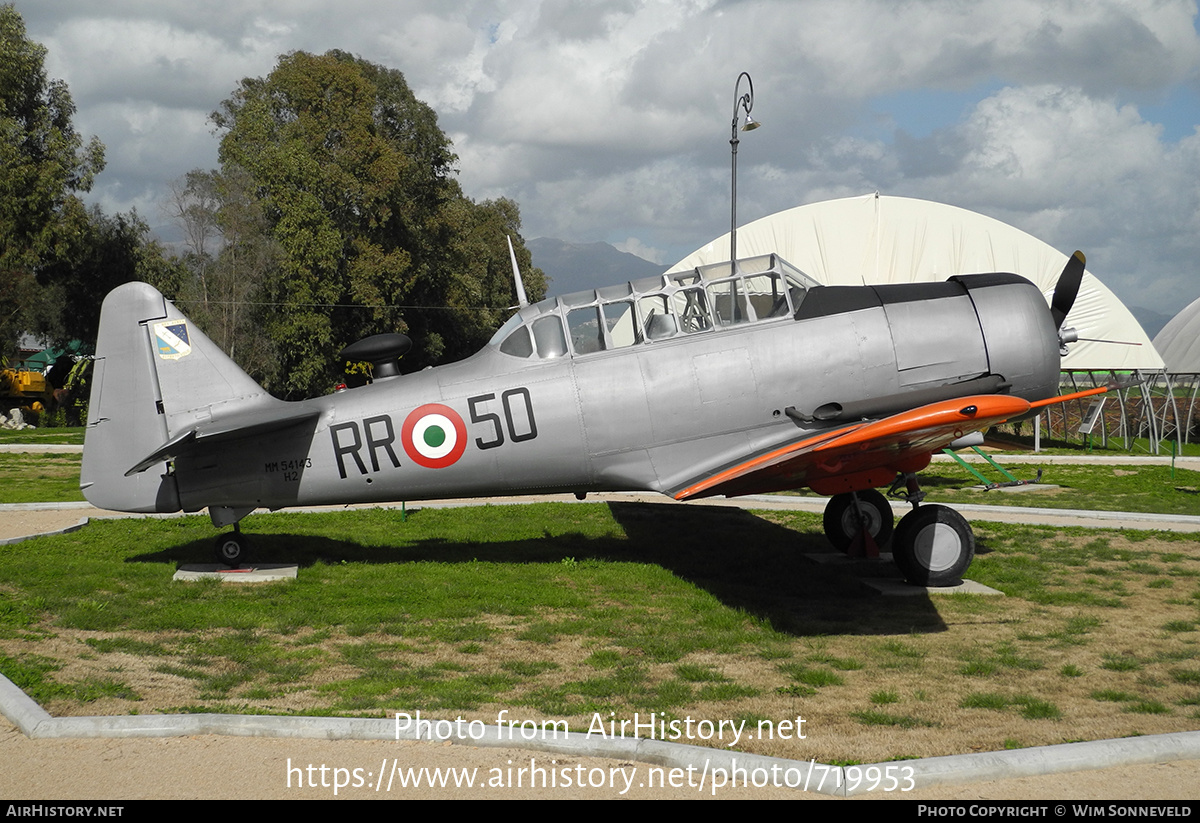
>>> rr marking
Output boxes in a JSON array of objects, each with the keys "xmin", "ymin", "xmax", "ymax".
[
  {"xmin": 331, "ymin": 422, "xmax": 366, "ymax": 479},
  {"xmin": 363, "ymin": 415, "xmax": 401, "ymax": 472},
  {"xmin": 332, "ymin": 390, "xmax": 537, "ymax": 479},
  {"xmin": 331, "ymin": 416, "xmax": 403, "ymax": 478}
]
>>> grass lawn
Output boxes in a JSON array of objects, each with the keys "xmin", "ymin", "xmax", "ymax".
[
  {"xmin": 902, "ymin": 462, "xmax": 1200, "ymax": 516},
  {"xmin": 0, "ymin": 452, "xmax": 84, "ymax": 503},
  {"xmin": 0, "ymin": 427, "xmax": 84, "ymax": 446},
  {"xmin": 2, "ymin": 503, "xmax": 1199, "ymax": 764}
]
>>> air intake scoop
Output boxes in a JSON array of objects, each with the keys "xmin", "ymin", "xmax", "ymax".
[{"xmin": 339, "ymin": 333, "xmax": 412, "ymax": 380}]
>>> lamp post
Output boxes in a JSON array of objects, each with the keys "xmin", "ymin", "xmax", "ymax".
[{"xmin": 729, "ymin": 71, "xmax": 760, "ymax": 273}]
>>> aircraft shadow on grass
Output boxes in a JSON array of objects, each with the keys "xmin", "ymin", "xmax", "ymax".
[{"xmin": 123, "ymin": 501, "xmax": 979, "ymax": 637}]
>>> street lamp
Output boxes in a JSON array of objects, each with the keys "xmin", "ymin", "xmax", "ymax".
[{"xmin": 729, "ymin": 71, "xmax": 760, "ymax": 273}]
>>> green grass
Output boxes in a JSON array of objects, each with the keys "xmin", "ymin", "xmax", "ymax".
[
  {"xmin": 920, "ymin": 462, "xmax": 1200, "ymax": 516},
  {"xmin": 0, "ymin": 652, "xmax": 139, "ymax": 704},
  {"xmin": 776, "ymin": 662, "xmax": 844, "ymax": 687},
  {"xmin": 849, "ymin": 709, "xmax": 934, "ymax": 729},
  {"xmin": 785, "ymin": 460, "xmax": 1200, "ymax": 516},
  {"xmin": 1101, "ymin": 654, "xmax": 1142, "ymax": 672},
  {"xmin": 961, "ymin": 692, "xmax": 1062, "ymax": 720},
  {"xmin": 0, "ymin": 452, "xmax": 84, "ymax": 503},
  {"xmin": 0, "ymin": 504, "xmax": 803, "ymax": 720},
  {"xmin": 0, "ymin": 427, "xmax": 84, "ymax": 445},
  {"xmin": 985, "ymin": 427, "xmax": 1200, "ymax": 457},
  {"xmin": 3, "ymin": 500, "xmax": 1200, "ymax": 762}
]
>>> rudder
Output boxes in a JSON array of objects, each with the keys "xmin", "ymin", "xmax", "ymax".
[{"xmin": 80, "ymin": 282, "xmax": 274, "ymax": 513}]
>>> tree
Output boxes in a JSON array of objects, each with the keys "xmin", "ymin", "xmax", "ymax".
[
  {"xmin": 0, "ymin": 3, "xmax": 105, "ymax": 356},
  {"xmin": 210, "ymin": 50, "xmax": 544, "ymax": 399},
  {"xmin": 33, "ymin": 206, "xmax": 185, "ymax": 347},
  {"xmin": 165, "ymin": 167, "xmax": 278, "ymax": 383}
]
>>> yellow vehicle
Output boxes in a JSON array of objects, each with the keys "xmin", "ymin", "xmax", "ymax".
[{"xmin": 0, "ymin": 366, "xmax": 53, "ymax": 414}]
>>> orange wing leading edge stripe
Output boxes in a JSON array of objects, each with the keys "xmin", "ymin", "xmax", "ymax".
[{"xmin": 674, "ymin": 386, "xmax": 1111, "ymax": 502}]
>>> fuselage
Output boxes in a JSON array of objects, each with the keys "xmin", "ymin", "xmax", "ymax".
[{"xmin": 162, "ymin": 254, "xmax": 1060, "ymax": 514}]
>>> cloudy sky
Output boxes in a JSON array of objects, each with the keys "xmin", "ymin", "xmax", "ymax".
[{"xmin": 20, "ymin": 0, "xmax": 1200, "ymax": 315}]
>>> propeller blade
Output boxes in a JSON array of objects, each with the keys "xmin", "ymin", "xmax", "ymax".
[
  {"xmin": 1051, "ymin": 250, "xmax": 1085, "ymax": 330},
  {"xmin": 1075, "ymin": 337, "xmax": 1142, "ymax": 346}
]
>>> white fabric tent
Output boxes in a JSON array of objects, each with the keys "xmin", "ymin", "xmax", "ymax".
[
  {"xmin": 1153, "ymin": 296, "xmax": 1200, "ymax": 443},
  {"xmin": 1154, "ymin": 295, "xmax": 1200, "ymax": 373},
  {"xmin": 669, "ymin": 193, "xmax": 1162, "ymax": 371}
]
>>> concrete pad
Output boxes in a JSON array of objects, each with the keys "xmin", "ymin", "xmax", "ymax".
[
  {"xmin": 864, "ymin": 577, "xmax": 1004, "ymax": 596},
  {"xmin": 173, "ymin": 564, "xmax": 297, "ymax": 582},
  {"xmin": 803, "ymin": 551, "xmax": 893, "ymax": 566},
  {"xmin": 804, "ymin": 553, "xmax": 1003, "ymax": 595}
]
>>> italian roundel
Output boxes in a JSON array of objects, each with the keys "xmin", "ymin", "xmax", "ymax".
[{"xmin": 401, "ymin": 403, "xmax": 468, "ymax": 469}]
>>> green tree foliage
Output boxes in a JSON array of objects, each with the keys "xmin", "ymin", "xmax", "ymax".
[
  {"xmin": 210, "ymin": 50, "xmax": 544, "ymax": 399},
  {"xmin": 0, "ymin": 3, "xmax": 104, "ymax": 355},
  {"xmin": 0, "ymin": 4, "xmax": 179, "ymax": 355},
  {"xmin": 35, "ymin": 206, "xmax": 185, "ymax": 347},
  {"xmin": 166, "ymin": 167, "xmax": 278, "ymax": 383}
]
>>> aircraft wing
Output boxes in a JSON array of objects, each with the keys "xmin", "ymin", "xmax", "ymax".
[{"xmin": 673, "ymin": 388, "xmax": 1105, "ymax": 501}]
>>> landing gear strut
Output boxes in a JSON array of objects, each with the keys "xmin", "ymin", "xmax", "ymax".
[{"xmin": 819, "ymin": 474, "xmax": 975, "ymax": 587}]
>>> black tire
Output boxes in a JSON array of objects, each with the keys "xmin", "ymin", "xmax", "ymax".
[
  {"xmin": 214, "ymin": 533, "xmax": 247, "ymax": 566},
  {"xmin": 892, "ymin": 505, "xmax": 974, "ymax": 586},
  {"xmin": 822, "ymin": 489, "xmax": 895, "ymax": 552}
]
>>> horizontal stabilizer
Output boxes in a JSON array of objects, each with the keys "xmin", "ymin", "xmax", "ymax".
[{"xmin": 125, "ymin": 405, "xmax": 320, "ymax": 476}]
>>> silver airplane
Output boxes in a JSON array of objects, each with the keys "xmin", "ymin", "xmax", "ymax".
[{"xmin": 80, "ymin": 249, "xmax": 1102, "ymax": 586}]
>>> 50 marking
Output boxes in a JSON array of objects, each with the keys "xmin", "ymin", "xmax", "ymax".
[{"xmin": 467, "ymin": 387, "xmax": 538, "ymax": 450}]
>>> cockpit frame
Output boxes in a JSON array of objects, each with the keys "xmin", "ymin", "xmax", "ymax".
[{"xmin": 492, "ymin": 253, "xmax": 819, "ymax": 360}]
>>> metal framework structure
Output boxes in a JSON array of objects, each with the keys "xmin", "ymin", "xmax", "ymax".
[{"xmin": 1036, "ymin": 370, "xmax": 1187, "ymax": 453}]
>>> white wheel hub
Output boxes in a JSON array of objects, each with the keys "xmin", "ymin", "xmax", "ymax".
[{"xmin": 911, "ymin": 522, "xmax": 963, "ymax": 572}]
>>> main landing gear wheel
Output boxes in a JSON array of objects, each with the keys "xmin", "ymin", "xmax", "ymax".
[
  {"xmin": 892, "ymin": 504, "xmax": 974, "ymax": 587},
  {"xmin": 823, "ymin": 490, "xmax": 895, "ymax": 553},
  {"xmin": 214, "ymin": 532, "xmax": 248, "ymax": 566}
]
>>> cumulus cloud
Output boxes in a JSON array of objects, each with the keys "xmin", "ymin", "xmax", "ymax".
[
  {"xmin": 17, "ymin": 0, "xmax": 1200, "ymax": 312},
  {"xmin": 613, "ymin": 236, "xmax": 667, "ymax": 264}
]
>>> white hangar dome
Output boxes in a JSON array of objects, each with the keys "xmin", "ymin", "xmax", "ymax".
[
  {"xmin": 1154, "ymin": 296, "xmax": 1200, "ymax": 374},
  {"xmin": 669, "ymin": 193, "xmax": 1162, "ymax": 372}
]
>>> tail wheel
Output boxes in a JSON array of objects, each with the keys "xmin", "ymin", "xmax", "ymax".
[
  {"xmin": 893, "ymin": 504, "xmax": 974, "ymax": 587},
  {"xmin": 823, "ymin": 490, "xmax": 895, "ymax": 552},
  {"xmin": 214, "ymin": 533, "xmax": 248, "ymax": 566}
]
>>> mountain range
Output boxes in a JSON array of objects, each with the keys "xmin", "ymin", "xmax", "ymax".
[{"xmin": 527, "ymin": 238, "xmax": 665, "ymax": 296}]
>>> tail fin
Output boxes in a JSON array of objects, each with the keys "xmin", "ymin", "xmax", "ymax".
[{"xmin": 80, "ymin": 281, "xmax": 275, "ymax": 513}]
